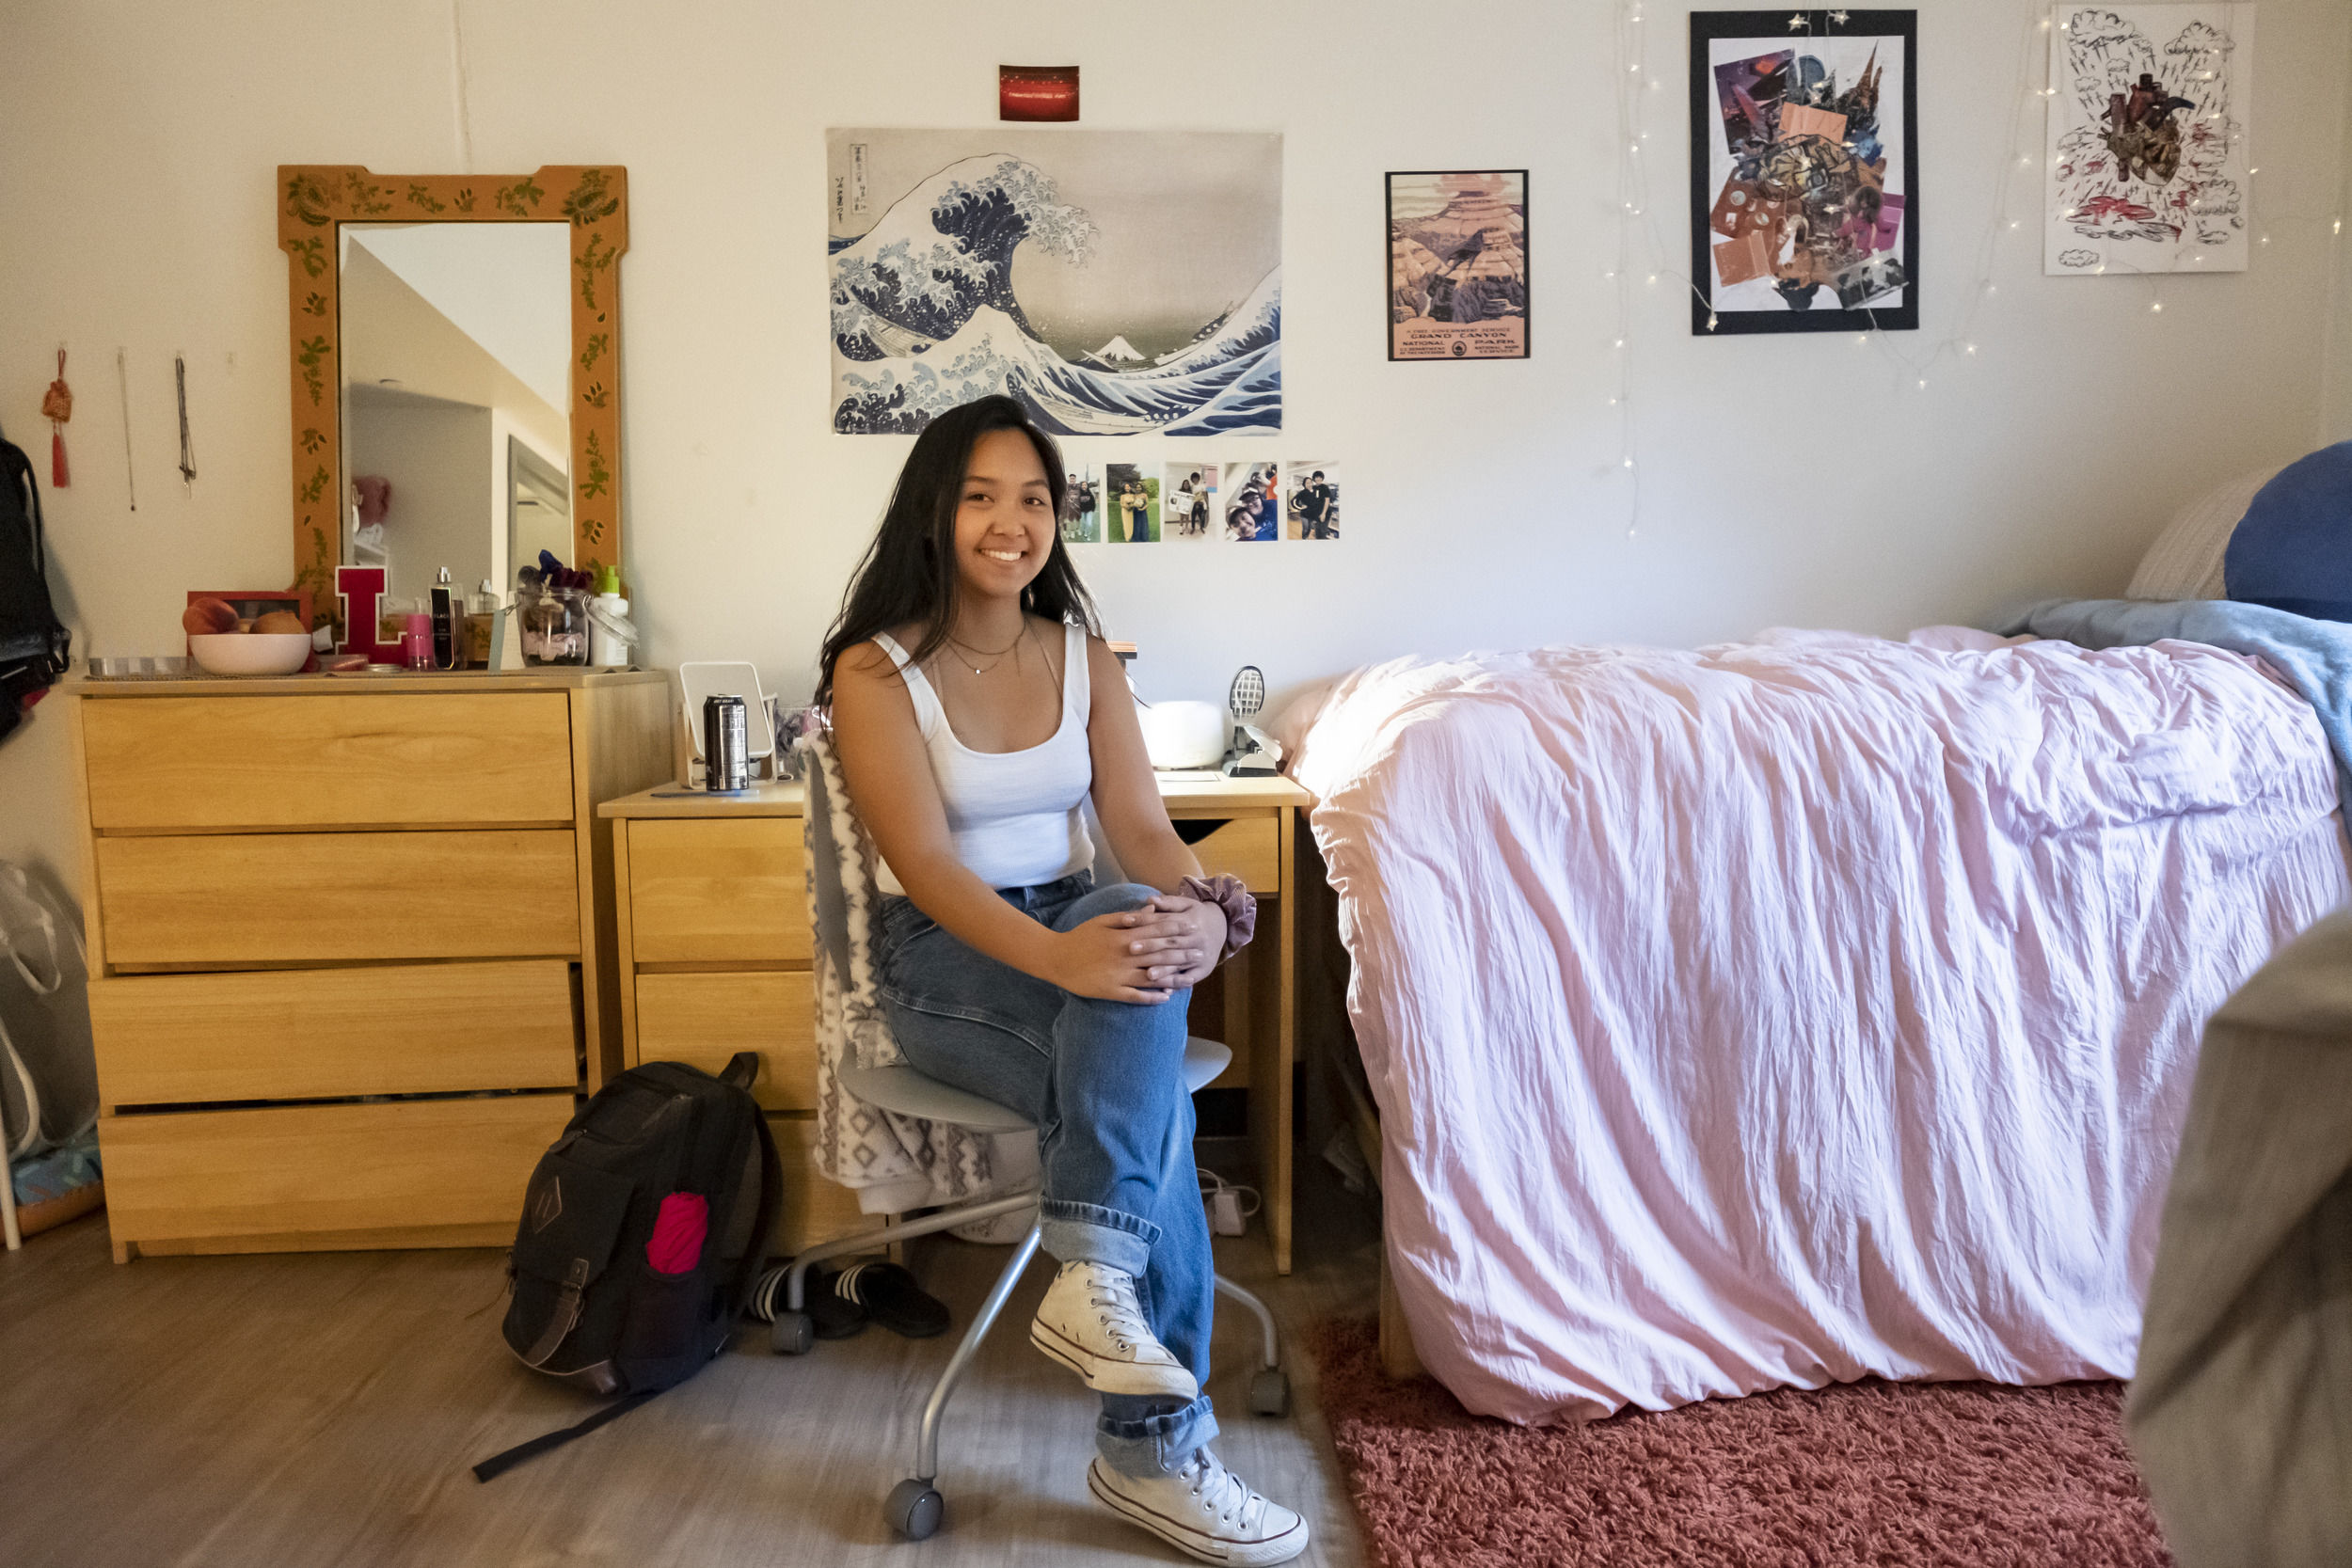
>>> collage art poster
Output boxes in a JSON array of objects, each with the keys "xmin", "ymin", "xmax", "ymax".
[{"xmin": 1694, "ymin": 12, "xmax": 1918, "ymax": 332}]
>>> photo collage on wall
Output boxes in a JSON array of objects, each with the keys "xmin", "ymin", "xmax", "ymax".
[{"xmin": 1057, "ymin": 457, "xmax": 1339, "ymax": 545}]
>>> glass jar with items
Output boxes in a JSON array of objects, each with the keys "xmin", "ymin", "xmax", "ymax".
[
  {"xmin": 516, "ymin": 553, "xmax": 596, "ymax": 666},
  {"xmin": 515, "ymin": 554, "xmax": 597, "ymax": 667},
  {"xmin": 519, "ymin": 584, "xmax": 588, "ymax": 666}
]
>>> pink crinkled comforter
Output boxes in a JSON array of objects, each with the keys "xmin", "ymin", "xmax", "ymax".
[{"xmin": 1287, "ymin": 627, "xmax": 2351, "ymax": 1424}]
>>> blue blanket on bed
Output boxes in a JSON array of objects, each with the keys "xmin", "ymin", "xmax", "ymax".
[{"xmin": 2003, "ymin": 598, "xmax": 2352, "ymax": 815}]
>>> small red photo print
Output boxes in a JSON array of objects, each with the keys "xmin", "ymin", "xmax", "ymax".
[{"xmin": 1000, "ymin": 65, "xmax": 1079, "ymax": 122}]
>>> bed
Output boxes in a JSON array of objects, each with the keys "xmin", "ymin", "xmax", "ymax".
[{"xmin": 1282, "ymin": 616, "xmax": 2352, "ymax": 1424}]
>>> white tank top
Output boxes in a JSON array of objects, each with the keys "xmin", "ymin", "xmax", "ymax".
[{"xmin": 871, "ymin": 621, "xmax": 1095, "ymax": 895}]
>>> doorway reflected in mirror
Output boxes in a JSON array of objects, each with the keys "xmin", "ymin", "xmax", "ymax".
[
  {"xmin": 509, "ymin": 436, "xmax": 571, "ymax": 574},
  {"xmin": 339, "ymin": 221, "xmax": 571, "ymax": 603}
]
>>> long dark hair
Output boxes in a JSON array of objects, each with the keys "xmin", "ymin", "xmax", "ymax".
[{"xmin": 815, "ymin": 395, "xmax": 1101, "ymax": 707}]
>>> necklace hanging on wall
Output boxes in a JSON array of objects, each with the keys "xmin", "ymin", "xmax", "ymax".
[
  {"xmin": 40, "ymin": 348, "xmax": 71, "ymax": 488},
  {"xmin": 174, "ymin": 352, "xmax": 197, "ymax": 494},
  {"xmin": 115, "ymin": 347, "xmax": 136, "ymax": 514}
]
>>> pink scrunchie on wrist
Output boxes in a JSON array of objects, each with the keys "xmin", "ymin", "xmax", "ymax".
[{"xmin": 1178, "ymin": 873, "xmax": 1257, "ymax": 963}]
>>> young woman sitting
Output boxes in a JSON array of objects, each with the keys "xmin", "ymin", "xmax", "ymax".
[{"xmin": 816, "ymin": 395, "xmax": 1305, "ymax": 1566}]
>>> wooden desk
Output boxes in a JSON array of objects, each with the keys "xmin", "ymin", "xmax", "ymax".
[{"xmin": 600, "ymin": 771, "xmax": 1312, "ymax": 1272}]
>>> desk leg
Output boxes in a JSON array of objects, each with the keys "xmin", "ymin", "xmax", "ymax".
[
  {"xmin": 611, "ymin": 820, "xmax": 639, "ymax": 1084},
  {"xmin": 1220, "ymin": 949, "xmax": 1251, "ymax": 1068},
  {"xmin": 1246, "ymin": 809, "xmax": 1296, "ymax": 1275}
]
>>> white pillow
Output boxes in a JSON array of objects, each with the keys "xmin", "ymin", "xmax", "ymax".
[{"xmin": 2126, "ymin": 465, "xmax": 2282, "ymax": 601}]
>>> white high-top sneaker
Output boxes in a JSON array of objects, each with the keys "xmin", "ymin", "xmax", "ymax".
[
  {"xmin": 1088, "ymin": 1450, "xmax": 1309, "ymax": 1565},
  {"xmin": 1028, "ymin": 1260, "xmax": 1199, "ymax": 1400}
]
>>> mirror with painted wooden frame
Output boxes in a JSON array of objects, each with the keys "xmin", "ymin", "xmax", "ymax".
[{"xmin": 278, "ymin": 166, "xmax": 628, "ymax": 635}]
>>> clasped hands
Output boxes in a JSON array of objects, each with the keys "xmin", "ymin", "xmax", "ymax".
[{"xmin": 1053, "ymin": 894, "xmax": 1228, "ymax": 1003}]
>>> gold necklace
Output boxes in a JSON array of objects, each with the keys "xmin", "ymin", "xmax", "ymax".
[{"xmin": 945, "ymin": 624, "xmax": 1025, "ymax": 675}]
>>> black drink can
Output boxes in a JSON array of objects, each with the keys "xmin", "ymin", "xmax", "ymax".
[{"xmin": 704, "ymin": 693, "xmax": 749, "ymax": 791}]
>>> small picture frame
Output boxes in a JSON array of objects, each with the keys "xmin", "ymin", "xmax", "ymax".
[{"xmin": 1388, "ymin": 170, "xmax": 1529, "ymax": 360}]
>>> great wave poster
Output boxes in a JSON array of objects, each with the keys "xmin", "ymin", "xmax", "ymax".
[{"xmin": 827, "ymin": 129, "xmax": 1281, "ymax": 436}]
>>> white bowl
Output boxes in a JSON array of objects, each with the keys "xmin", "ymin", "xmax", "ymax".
[{"xmin": 189, "ymin": 633, "xmax": 313, "ymax": 677}]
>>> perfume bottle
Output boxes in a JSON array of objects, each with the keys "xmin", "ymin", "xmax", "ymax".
[
  {"xmin": 465, "ymin": 579, "xmax": 499, "ymax": 668},
  {"xmin": 430, "ymin": 567, "xmax": 457, "ymax": 670}
]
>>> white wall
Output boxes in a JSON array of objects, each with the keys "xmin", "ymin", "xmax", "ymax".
[
  {"xmin": 2328, "ymin": 44, "xmax": 2352, "ymax": 445},
  {"xmin": 3, "ymin": 0, "xmax": 2348, "ymax": 1111}
]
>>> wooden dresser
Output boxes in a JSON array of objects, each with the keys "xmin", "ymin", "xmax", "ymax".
[
  {"xmin": 601, "ymin": 771, "xmax": 1310, "ymax": 1270},
  {"xmin": 67, "ymin": 670, "xmax": 671, "ymax": 1260}
]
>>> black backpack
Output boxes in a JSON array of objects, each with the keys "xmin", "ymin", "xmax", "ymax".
[
  {"xmin": 0, "ymin": 421, "xmax": 70, "ymax": 748},
  {"xmin": 474, "ymin": 1053, "xmax": 782, "ymax": 1481}
]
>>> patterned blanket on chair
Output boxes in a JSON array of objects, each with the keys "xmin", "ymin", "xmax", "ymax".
[{"xmin": 800, "ymin": 733, "xmax": 1009, "ymax": 1211}]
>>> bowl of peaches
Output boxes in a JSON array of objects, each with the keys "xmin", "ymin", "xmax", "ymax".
[{"xmin": 183, "ymin": 598, "xmax": 315, "ymax": 676}]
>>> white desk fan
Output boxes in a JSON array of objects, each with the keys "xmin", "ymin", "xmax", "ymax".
[{"xmin": 1222, "ymin": 665, "xmax": 1282, "ymax": 778}]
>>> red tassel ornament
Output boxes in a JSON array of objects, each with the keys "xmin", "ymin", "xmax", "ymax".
[{"xmin": 40, "ymin": 349, "xmax": 72, "ymax": 488}]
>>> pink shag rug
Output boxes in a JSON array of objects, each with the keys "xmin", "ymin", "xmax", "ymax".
[{"xmin": 1311, "ymin": 1321, "xmax": 2172, "ymax": 1568}]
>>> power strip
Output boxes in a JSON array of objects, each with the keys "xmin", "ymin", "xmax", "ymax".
[{"xmin": 1199, "ymin": 1168, "xmax": 1261, "ymax": 1238}]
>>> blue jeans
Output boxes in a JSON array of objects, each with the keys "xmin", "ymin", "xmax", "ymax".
[{"xmin": 874, "ymin": 871, "xmax": 1219, "ymax": 1478}]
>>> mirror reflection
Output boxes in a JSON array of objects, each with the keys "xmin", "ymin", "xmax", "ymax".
[{"xmin": 339, "ymin": 221, "xmax": 572, "ymax": 609}]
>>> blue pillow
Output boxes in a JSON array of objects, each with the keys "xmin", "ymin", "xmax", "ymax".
[{"xmin": 2225, "ymin": 440, "xmax": 2352, "ymax": 622}]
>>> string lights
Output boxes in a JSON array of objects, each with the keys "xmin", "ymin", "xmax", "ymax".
[
  {"xmin": 1600, "ymin": 1, "xmax": 2339, "ymax": 541},
  {"xmin": 1609, "ymin": 0, "xmax": 1648, "ymax": 537}
]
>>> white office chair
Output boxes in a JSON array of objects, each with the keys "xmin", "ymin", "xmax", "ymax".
[{"xmin": 755, "ymin": 735, "xmax": 1289, "ymax": 1542}]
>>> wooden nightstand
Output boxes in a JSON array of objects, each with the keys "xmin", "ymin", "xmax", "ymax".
[{"xmin": 600, "ymin": 771, "xmax": 1311, "ymax": 1271}]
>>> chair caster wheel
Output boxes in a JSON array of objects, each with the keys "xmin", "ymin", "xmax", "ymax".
[
  {"xmin": 771, "ymin": 1311, "xmax": 814, "ymax": 1355},
  {"xmin": 886, "ymin": 1479, "xmax": 944, "ymax": 1539},
  {"xmin": 1248, "ymin": 1368, "xmax": 1290, "ymax": 1418}
]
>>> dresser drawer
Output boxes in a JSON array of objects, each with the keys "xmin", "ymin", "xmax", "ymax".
[
  {"xmin": 634, "ymin": 971, "xmax": 817, "ymax": 1112},
  {"xmin": 81, "ymin": 693, "xmax": 577, "ymax": 830},
  {"xmin": 97, "ymin": 830, "xmax": 580, "ymax": 967},
  {"xmin": 101, "ymin": 1094, "xmax": 570, "ymax": 1246},
  {"xmin": 1192, "ymin": 816, "xmax": 1280, "ymax": 893},
  {"xmin": 627, "ymin": 818, "xmax": 810, "ymax": 963},
  {"xmin": 92, "ymin": 960, "xmax": 578, "ymax": 1107}
]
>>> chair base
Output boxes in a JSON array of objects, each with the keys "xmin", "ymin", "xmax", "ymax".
[
  {"xmin": 750, "ymin": 1188, "xmax": 1043, "ymax": 1325},
  {"xmin": 885, "ymin": 1478, "xmax": 944, "ymax": 1540},
  {"xmin": 760, "ymin": 1193, "xmax": 1291, "ymax": 1543}
]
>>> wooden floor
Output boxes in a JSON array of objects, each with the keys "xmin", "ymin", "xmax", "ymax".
[{"xmin": 0, "ymin": 1136, "xmax": 1384, "ymax": 1568}]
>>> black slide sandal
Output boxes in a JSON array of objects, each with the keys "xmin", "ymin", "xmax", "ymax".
[
  {"xmin": 807, "ymin": 1266, "xmax": 867, "ymax": 1339},
  {"xmin": 837, "ymin": 1259, "xmax": 951, "ymax": 1338}
]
